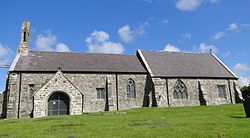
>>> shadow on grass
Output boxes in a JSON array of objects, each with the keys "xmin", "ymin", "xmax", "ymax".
[
  {"xmin": 53, "ymin": 123, "xmax": 85, "ymax": 127},
  {"xmin": 229, "ymin": 115, "xmax": 248, "ymax": 119},
  {"xmin": 0, "ymin": 133, "xmax": 10, "ymax": 137},
  {"xmin": 4, "ymin": 121, "xmax": 18, "ymax": 123}
]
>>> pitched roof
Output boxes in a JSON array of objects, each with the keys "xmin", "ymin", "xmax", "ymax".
[
  {"xmin": 139, "ymin": 50, "xmax": 237, "ymax": 79},
  {"xmin": 13, "ymin": 51, "xmax": 147, "ymax": 73}
]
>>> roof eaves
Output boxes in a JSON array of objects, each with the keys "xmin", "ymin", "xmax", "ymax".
[{"xmin": 152, "ymin": 75, "xmax": 238, "ymax": 79}]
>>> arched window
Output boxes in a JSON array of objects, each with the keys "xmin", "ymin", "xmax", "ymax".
[
  {"xmin": 126, "ymin": 79, "xmax": 136, "ymax": 98},
  {"xmin": 218, "ymin": 85, "xmax": 226, "ymax": 98},
  {"xmin": 28, "ymin": 84, "xmax": 35, "ymax": 100},
  {"xmin": 173, "ymin": 79, "xmax": 188, "ymax": 99},
  {"xmin": 23, "ymin": 28, "xmax": 27, "ymax": 42},
  {"xmin": 173, "ymin": 90, "xmax": 178, "ymax": 99}
]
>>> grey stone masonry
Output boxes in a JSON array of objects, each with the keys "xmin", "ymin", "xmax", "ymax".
[
  {"xmin": 33, "ymin": 70, "xmax": 83, "ymax": 118},
  {"xmin": 17, "ymin": 19, "xmax": 30, "ymax": 56},
  {"xmin": 6, "ymin": 73, "xmax": 21, "ymax": 119},
  {"xmin": 5, "ymin": 71, "xmax": 150, "ymax": 118},
  {"xmin": 4, "ymin": 70, "xmax": 240, "ymax": 119},
  {"xmin": 152, "ymin": 78, "xmax": 238, "ymax": 107},
  {"xmin": 4, "ymin": 71, "xmax": 241, "ymax": 119}
]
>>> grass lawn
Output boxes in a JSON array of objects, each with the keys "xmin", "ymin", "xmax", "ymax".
[{"xmin": 0, "ymin": 104, "xmax": 249, "ymax": 138}]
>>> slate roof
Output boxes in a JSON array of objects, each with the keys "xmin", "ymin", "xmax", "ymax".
[
  {"xmin": 13, "ymin": 51, "xmax": 147, "ymax": 73},
  {"xmin": 139, "ymin": 50, "xmax": 237, "ymax": 79}
]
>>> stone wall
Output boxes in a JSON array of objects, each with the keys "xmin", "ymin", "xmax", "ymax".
[
  {"xmin": 4, "ymin": 71, "xmax": 238, "ymax": 119},
  {"xmin": 153, "ymin": 78, "xmax": 237, "ymax": 107},
  {"xmin": 6, "ymin": 73, "xmax": 21, "ymax": 119},
  {"xmin": 33, "ymin": 71, "xmax": 83, "ymax": 118},
  {"xmin": 5, "ymin": 72, "xmax": 149, "ymax": 118},
  {"xmin": 117, "ymin": 74, "xmax": 147, "ymax": 110}
]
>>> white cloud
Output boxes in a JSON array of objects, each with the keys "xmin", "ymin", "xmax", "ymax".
[
  {"xmin": 212, "ymin": 32, "xmax": 226, "ymax": 40},
  {"xmin": 227, "ymin": 23, "xmax": 238, "ymax": 31},
  {"xmin": 90, "ymin": 31, "xmax": 109, "ymax": 42},
  {"xmin": 212, "ymin": 23, "xmax": 241, "ymax": 40},
  {"xmin": 0, "ymin": 43, "xmax": 12, "ymax": 67},
  {"xmin": 0, "ymin": 43, "xmax": 11, "ymax": 58},
  {"xmin": 118, "ymin": 22, "xmax": 150, "ymax": 43},
  {"xmin": 232, "ymin": 63, "xmax": 250, "ymax": 86},
  {"xmin": 56, "ymin": 43, "xmax": 71, "ymax": 52},
  {"xmin": 35, "ymin": 32, "xmax": 71, "ymax": 52},
  {"xmin": 175, "ymin": 0, "xmax": 219, "ymax": 11},
  {"xmin": 181, "ymin": 33, "xmax": 192, "ymax": 40},
  {"xmin": 118, "ymin": 25, "xmax": 135, "ymax": 43},
  {"xmin": 195, "ymin": 43, "xmax": 218, "ymax": 53},
  {"xmin": 163, "ymin": 43, "xmax": 217, "ymax": 53},
  {"xmin": 138, "ymin": 21, "xmax": 151, "ymax": 35},
  {"xmin": 163, "ymin": 44, "xmax": 181, "ymax": 52},
  {"xmin": 233, "ymin": 63, "xmax": 250, "ymax": 72},
  {"xmin": 212, "ymin": 22, "xmax": 250, "ymax": 41},
  {"xmin": 36, "ymin": 33, "xmax": 56, "ymax": 51},
  {"xmin": 238, "ymin": 76, "xmax": 250, "ymax": 86},
  {"xmin": 86, "ymin": 30, "xmax": 124, "ymax": 54},
  {"xmin": 176, "ymin": 0, "xmax": 202, "ymax": 11}
]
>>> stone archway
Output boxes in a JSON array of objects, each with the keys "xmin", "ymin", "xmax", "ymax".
[
  {"xmin": 33, "ymin": 70, "xmax": 83, "ymax": 118},
  {"xmin": 48, "ymin": 92, "xmax": 70, "ymax": 116}
]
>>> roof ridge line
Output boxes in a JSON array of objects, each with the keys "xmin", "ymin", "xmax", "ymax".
[
  {"xmin": 141, "ymin": 50, "xmax": 210, "ymax": 54},
  {"xmin": 29, "ymin": 51, "xmax": 135, "ymax": 56}
]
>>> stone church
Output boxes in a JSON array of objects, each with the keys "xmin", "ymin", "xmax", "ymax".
[{"xmin": 0, "ymin": 20, "xmax": 241, "ymax": 119}]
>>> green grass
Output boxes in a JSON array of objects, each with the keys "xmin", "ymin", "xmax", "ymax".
[{"xmin": 0, "ymin": 104, "xmax": 249, "ymax": 138}]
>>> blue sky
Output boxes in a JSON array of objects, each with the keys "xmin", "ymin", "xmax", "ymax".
[{"xmin": 0, "ymin": 0, "xmax": 250, "ymax": 91}]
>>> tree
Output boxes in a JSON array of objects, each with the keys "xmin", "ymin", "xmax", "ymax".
[
  {"xmin": 240, "ymin": 85, "xmax": 250, "ymax": 93},
  {"xmin": 240, "ymin": 85, "xmax": 250, "ymax": 117}
]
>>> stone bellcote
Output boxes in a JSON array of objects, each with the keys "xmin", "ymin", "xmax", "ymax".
[{"xmin": 17, "ymin": 19, "xmax": 30, "ymax": 56}]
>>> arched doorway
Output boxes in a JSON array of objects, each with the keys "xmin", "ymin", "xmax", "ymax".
[{"xmin": 48, "ymin": 92, "xmax": 70, "ymax": 116}]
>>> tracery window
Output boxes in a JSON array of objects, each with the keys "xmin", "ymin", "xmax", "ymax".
[
  {"xmin": 96, "ymin": 88, "xmax": 105, "ymax": 99},
  {"xmin": 126, "ymin": 79, "xmax": 136, "ymax": 98},
  {"xmin": 173, "ymin": 79, "xmax": 188, "ymax": 99}
]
